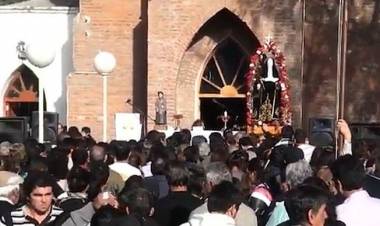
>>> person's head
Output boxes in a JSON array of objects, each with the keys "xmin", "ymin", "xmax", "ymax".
[
  {"xmin": 81, "ymin": 127, "xmax": 91, "ymax": 137},
  {"xmin": 113, "ymin": 141, "xmax": 131, "ymax": 162},
  {"xmin": 188, "ymin": 164, "xmax": 206, "ymax": 199},
  {"xmin": 285, "ymin": 185, "xmax": 329, "ymax": 226},
  {"xmin": 207, "ymin": 181, "xmax": 242, "ymax": 219},
  {"xmin": 180, "ymin": 129, "xmax": 191, "ymax": 145},
  {"xmin": 285, "ymin": 160, "xmax": 313, "ymax": 190},
  {"xmin": 68, "ymin": 126, "xmax": 83, "ymax": 140},
  {"xmin": 90, "ymin": 144, "xmax": 106, "ymax": 163},
  {"xmin": 295, "ymin": 128, "xmax": 307, "ymax": 144},
  {"xmin": 47, "ymin": 148, "xmax": 69, "ymax": 180},
  {"xmin": 151, "ymin": 156, "xmax": 168, "ymax": 176},
  {"xmin": 123, "ymin": 175, "xmax": 144, "ymax": 192},
  {"xmin": 0, "ymin": 171, "xmax": 23, "ymax": 204},
  {"xmin": 118, "ymin": 188, "xmax": 154, "ymax": 217},
  {"xmin": 91, "ymin": 206, "xmax": 122, "ymax": 226},
  {"xmin": 167, "ymin": 161, "xmax": 189, "ymax": 189},
  {"xmin": 157, "ymin": 91, "xmax": 164, "ymax": 98},
  {"xmin": 330, "ymin": 155, "xmax": 365, "ymax": 195},
  {"xmin": 67, "ymin": 166, "xmax": 91, "ymax": 193},
  {"xmin": 72, "ymin": 147, "xmax": 89, "ymax": 168},
  {"xmin": 183, "ymin": 146, "xmax": 200, "ymax": 163},
  {"xmin": 23, "ymin": 171, "xmax": 55, "ymax": 215},
  {"xmin": 205, "ymin": 162, "xmax": 232, "ymax": 194},
  {"xmin": 282, "ymin": 125, "xmax": 294, "ymax": 139}
]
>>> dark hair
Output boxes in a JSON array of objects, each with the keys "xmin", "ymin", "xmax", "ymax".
[
  {"xmin": 191, "ymin": 135, "xmax": 207, "ymax": 147},
  {"xmin": 68, "ymin": 126, "xmax": 83, "ymax": 140},
  {"xmin": 330, "ymin": 155, "xmax": 365, "ymax": 191},
  {"xmin": 310, "ymin": 147, "xmax": 335, "ymax": 170},
  {"xmin": 167, "ymin": 161, "xmax": 189, "ymax": 187},
  {"xmin": 239, "ymin": 137, "xmax": 253, "ymax": 147},
  {"xmin": 284, "ymin": 185, "xmax": 328, "ymax": 225},
  {"xmin": 87, "ymin": 161, "xmax": 110, "ymax": 200},
  {"xmin": 81, "ymin": 127, "xmax": 91, "ymax": 134},
  {"xmin": 72, "ymin": 147, "xmax": 89, "ymax": 166},
  {"xmin": 184, "ymin": 146, "xmax": 200, "ymax": 163},
  {"xmin": 67, "ymin": 166, "xmax": 91, "ymax": 192},
  {"xmin": 188, "ymin": 164, "xmax": 206, "ymax": 199},
  {"xmin": 207, "ymin": 181, "xmax": 242, "ymax": 213},
  {"xmin": 123, "ymin": 175, "xmax": 144, "ymax": 192},
  {"xmin": 128, "ymin": 151, "xmax": 142, "ymax": 168},
  {"xmin": 91, "ymin": 206, "xmax": 122, "ymax": 226},
  {"xmin": 282, "ymin": 126, "xmax": 294, "ymax": 139},
  {"xmin": 151, "ymin": 156, "xmax": 168, "ymax": 176},
  {"xmin": 23, "ymin": 171, "xmax": 55, "ymax": 197},
  {"xmin": 295, "ymin": 129, "xmax": 307, "ymax": 144},
  {"xmin": 118, "ymin": 188, "xmax": 153, "ymax": 217},
  {"xmin": 47, "ymin": 148, "xmax": 69, "ymax": 180},
  {"xmin": 180, "ymin": 129, "xmax": 192, "ymax": 145},
  {"xmin": 113, "ymin": 141, "xmax": 131, "ymax": 161}
]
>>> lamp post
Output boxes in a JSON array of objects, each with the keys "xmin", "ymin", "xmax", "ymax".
[
  {"xmin": 94, "ymin": 51, "xmax": 116, "ymax": 142},
  {"xmin": 24, "ymin": 42, "xmax": 56, "ymax": 143}
]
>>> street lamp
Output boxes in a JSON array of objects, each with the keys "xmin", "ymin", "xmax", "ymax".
[
  {"xmin": 22, "ymin": 42, "xmax": 56, "ymax": 143},
  {"xmin": 94, "ymin": 51, "xmax": 116, "ymax": 142}
]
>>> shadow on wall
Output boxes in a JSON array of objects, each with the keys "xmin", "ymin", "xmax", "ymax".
[
  {"xmin": 54, "ymin": 11, "xmax": 75, "ymax": 125},
  {"xmin": 345, "ymin": 0, "xmax": 380, "ymax": 123},
  {"xmin": 132, "ymin": 0, "xmax": 148, "ymax": 122}
]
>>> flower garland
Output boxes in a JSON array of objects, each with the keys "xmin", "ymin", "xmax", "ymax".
[{"xmin": 246, "ymin": 39, "xmax": 292, "ymax": 132}]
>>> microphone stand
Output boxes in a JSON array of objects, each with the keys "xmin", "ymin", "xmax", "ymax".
[{"xmin": 126, "ymin": 101, "xmax": 156, "ymax": 138}]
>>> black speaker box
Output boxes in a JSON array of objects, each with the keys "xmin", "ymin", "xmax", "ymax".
[
  {"xmin": 350, "ymin": 123, "xmax": 380, "ymax": 155},
  {"xmin": 31, "ymin": 111, "xmax": 58, "ymax": 144},
  {"xmin": 309, "ymin": 118, "xmax": 335, "ymax": 147},
  {"xmin": 0, "ymin": 117, "xmax": 28, "ymax": 143}
]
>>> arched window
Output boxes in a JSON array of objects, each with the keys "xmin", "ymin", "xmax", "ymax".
[
  {"xmin": 4, "ymin": 65, "xmax": 46, "ymax": 117},
  {"xmin": 200, "ymin": 38, "xmax": 248, "ymax": 98},
  {"xmin": 199, "ymin": 39, "xmax": 249, "ymax": 130}
]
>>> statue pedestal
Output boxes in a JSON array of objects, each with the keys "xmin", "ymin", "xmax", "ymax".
[{"xmin": 154, "ymin": 124, "xmax": 167, "ymax": 130}]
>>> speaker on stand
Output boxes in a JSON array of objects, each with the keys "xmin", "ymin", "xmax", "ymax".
[
  {"xmin": 0, "ymin": 117, "xmax": 28, "ymax": 143},
  {"xmin": 31, "ymin": 111, "xmax": 59, "ymax": 144},
  {"xmin": 308, "ymin": 118, "xmax": 335, "ymax": 147}
]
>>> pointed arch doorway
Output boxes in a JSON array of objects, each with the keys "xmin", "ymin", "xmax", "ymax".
[
  {"xmin": 200, "ymin": 38, "xmax": 249, "ymax": 130},
  {"xmin": 177, "ymin": 8, "xmax": 260, "ymax": 130},
  {"xmin": 4, "ymin": 65, "xmax": 46, "ymax": 119}
]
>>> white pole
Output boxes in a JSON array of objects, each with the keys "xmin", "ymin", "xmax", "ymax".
[
  {"xmin": 38, "ymin": 75, "xmax": 44, "ymax": 143},
  {"xmin": 103, "ymin": 75, "xmax": 107, "ymax": 142}
]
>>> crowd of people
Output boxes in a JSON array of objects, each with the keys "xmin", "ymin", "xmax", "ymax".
[{"xmin": 0, "ymin": 119, "xmax": 379, "ymax": 226}]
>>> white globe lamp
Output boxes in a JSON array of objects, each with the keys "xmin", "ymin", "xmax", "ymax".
[
  {"xmin": 94, "ymin": 51, "xmax": 116, "ymax": 75},
  {"xmin": 94, "ymin": 51, "xmax": 116, "ymax": 142},
  {"xmin": 24, "ymin": 41, "xmax": 56, "ymax": 144},
  {"xmin": 26, "ymin": 42, "xmax": 56, "ymax": 68}
]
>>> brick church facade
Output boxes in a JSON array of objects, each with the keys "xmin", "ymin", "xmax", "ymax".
[{"xmin": 68, "ymin": 0, "xmax": 380, "ymax": 141}]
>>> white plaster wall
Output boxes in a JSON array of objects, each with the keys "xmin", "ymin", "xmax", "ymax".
[{"xmin": 0, "ymin": 7, "xmax": 77, "ymax": 124}]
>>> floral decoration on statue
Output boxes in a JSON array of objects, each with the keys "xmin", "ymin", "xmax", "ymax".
[{"xmin": 246, "ymin": 38, "xmax": 292, "ymax": 132}]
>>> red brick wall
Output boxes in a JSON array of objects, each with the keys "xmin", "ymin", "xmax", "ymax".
[
  {"xmin": 69, "ymin": 0, "xmax": 304, "ymax": 141},
  {"xmin": 148, "ymin": 0, "xmax": 304, "ymax": 129}
]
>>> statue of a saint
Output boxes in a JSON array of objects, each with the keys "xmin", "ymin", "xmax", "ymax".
[
  {"xmin": 155, "ymin": 91, "xmax": 167, "ymax": 125},
  {"xmin": 252, "ymin": 55, "xmax": 281, "ymax": 122}
]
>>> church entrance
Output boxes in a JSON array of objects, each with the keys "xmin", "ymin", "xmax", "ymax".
[
  {"xmin": 199, "ymin": 39, "xmax": 249, "ymax": 130},
  {"xmin": 4, "ymin": 65, "xmax": 46, "ymax": 119}
]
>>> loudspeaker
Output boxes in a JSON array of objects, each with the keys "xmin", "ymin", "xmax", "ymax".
[
  {"xmin": 32, "ymin": 111, "xmax": 58, "ymax": 144},
  {"xmin": 350, "ymin": 123, "xmax": 380, "ymax": 155},
  {"xmin": 0, "ymin": 117, "xmax": 28, "ymax": 143},
  {"xmin": 308, "ymin": 118, "xmax": 335, "ymax": 147}
]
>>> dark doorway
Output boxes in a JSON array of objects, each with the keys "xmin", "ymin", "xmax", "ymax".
[{"xmin": 200, "ymin": 98, "xmax": 246, "ymax": 130}]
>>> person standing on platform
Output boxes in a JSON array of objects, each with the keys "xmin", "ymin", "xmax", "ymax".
[{"xmin": 155, "ymin": 91, "xmax": 167, "ymax": 125}]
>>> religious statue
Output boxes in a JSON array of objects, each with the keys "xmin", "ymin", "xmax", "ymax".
[
  {"xmin": 155, "ymin": 91, "xmax": 167, "ymax": 125},
  {"xmin": 252, "ymin": 54, "xmax": 281, "ymax": 122}
]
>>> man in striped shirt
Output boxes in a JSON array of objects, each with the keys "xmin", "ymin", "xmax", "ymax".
[{"xmin": 0, "ymin": 172, "xmax": 63, "ymax": 226}]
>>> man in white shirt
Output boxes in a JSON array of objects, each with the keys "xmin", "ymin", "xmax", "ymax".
[
  {"xmin": 331, "ymin": 155, "xmax": 380, "ymax": 226},
  {"xmin": 109, "ymin": 141, "xmax": 141, "ymax": 181},
  {"xmin": 294, "ymin": 129, "xmax": 315, "ymax": 162}
]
